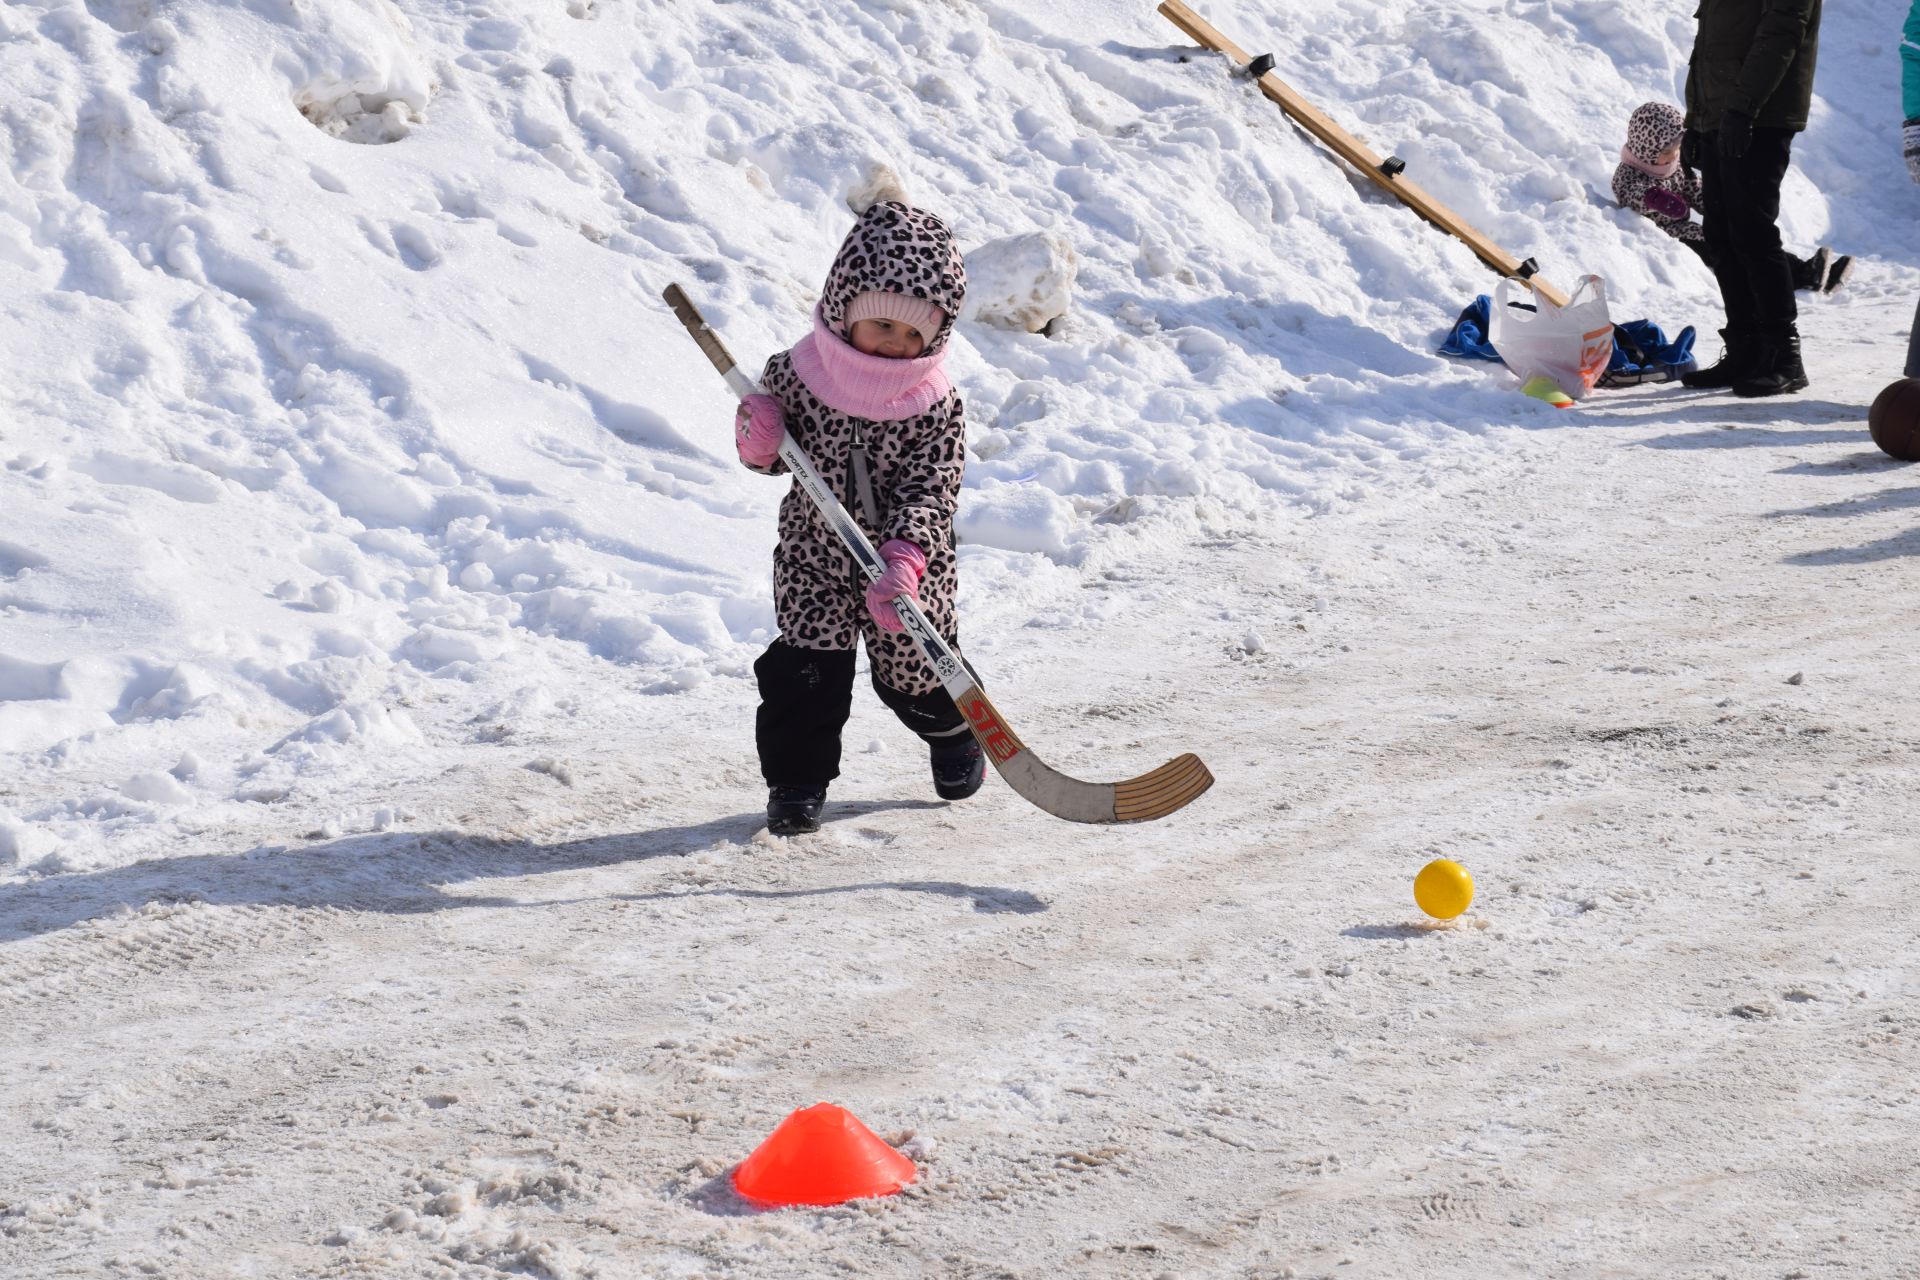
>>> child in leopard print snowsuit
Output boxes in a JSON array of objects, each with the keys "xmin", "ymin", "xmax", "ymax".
[
  {"xmin": 732, "ymin": 198, "xmax": 979, "ymax": 835},
  {"xmin": 1612, "ymin": 101, "xmax": 1847, "ymax": 294}
]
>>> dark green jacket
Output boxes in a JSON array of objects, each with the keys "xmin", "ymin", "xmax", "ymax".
[{"xmin": 1685, "ymin": 0, "xmax": 1822, "ymax": 132}]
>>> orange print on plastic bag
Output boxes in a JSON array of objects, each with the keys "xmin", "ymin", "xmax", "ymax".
[{"xmin": 1577, "ymin": 325, "xmax": 1614, "ymax": 392}]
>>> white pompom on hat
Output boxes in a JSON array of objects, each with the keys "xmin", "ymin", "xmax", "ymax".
[{"xmin": 845, "ymin": 289, "xmax": 947, "ymax": 340}]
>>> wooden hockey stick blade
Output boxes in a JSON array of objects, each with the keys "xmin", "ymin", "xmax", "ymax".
[{"xmin": 954, "ymin": 684, "xmax": 1214, "ymax": 823}]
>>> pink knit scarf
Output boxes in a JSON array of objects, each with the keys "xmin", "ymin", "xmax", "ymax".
[
  {"xmin": 789, "ymin": 306, "xmax": 951, "ymax": 422},
  {"xmin": 1620, "ymin": 146, "xmax": 1680, "ymax": 180}
]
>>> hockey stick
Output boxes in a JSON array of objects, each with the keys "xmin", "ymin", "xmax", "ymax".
[
  {"xmin": 1157, "ymin": 0, "xmax": 1569, "ymax": 308},
  {"xmin": 663, "ymin": 283, "xmax": 1213, "ymax": 824}
]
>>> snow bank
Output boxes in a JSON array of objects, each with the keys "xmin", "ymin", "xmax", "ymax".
[{"xmin": 1, "ymin": 0, "xmax": 1913, "ymax": 872}]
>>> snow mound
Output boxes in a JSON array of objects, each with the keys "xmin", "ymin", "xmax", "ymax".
[
  {"xmin": 285, "ymin": 0, "xmax": 435, "ymax": 144},
  {"xmin": 965, "ymin": 232, "xmax": 1079, "ymax": 333}
]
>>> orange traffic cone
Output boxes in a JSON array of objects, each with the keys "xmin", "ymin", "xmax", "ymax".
[{"xmin": 732, "ymin": 1103, "xmax": 916, "ymax": 1208}]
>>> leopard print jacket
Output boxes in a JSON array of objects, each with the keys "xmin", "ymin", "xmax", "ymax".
[
  {"xmin": 750, "ymin": 201, "xmax": 969, "ymax": 695},
  {"xmin": 1613, "ymin": 101, "xmax": 1706, "ymax": 244}
]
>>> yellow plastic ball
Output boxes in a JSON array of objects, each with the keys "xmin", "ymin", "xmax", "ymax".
[{"xmin": 1414, "ymin": 858, "xmax": 1474, "ymax": 920}]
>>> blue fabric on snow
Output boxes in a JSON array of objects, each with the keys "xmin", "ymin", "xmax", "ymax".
[
  {"xmin": 1439, "ymin": 295, "xmax": 1699, "ymax": 386},
  {"xmin": 1443, "ymin": 297, "xmax": 1697, "ymax": 387},
  {"xmin": 1601, "ymin": 318, "xmax": 1697, "ymax": 385},
  {"xmin": 1438, "ymin": 295, "xmax": 1502, "ymax": 361}
]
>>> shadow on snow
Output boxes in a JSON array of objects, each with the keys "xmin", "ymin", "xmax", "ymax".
[{"xmin": 0, "ymin": 804, "xmax": 1047, "ymax": 943}]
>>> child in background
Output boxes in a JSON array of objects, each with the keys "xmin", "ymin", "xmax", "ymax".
[
  {"xmin": 733, "ymin": 195, "xmax": 981, "ymax": 836},
  {"xmin": 1612, "ymin": 101, "xmax": 1850, "ymax": 295}
]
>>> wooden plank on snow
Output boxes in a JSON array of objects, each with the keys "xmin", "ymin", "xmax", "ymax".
[{"xmin": 1157, "ymin": 0, "xmax": 1570, "ymax": 308}]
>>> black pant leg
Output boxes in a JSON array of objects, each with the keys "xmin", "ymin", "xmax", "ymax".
[
  {"xmin": 1701, "ymin": 129, "xmax": 1797, "ymax": 336},
  {"xmin": 1907, "ymin": 295, "xmax": 1920, "ymax": 379},
  {"xmin": 1697, "ymin": 140, "xmax": 1759, "ymax": 331},
  {"xmin": 1788, "ymin": 252, "xmax": 1817, "ymax": 291},
  {"xmin": 1736, "ymin": 129, "xmax": 1797, "ymax": 332},
  {"xmin": 754, "ymin": 641, "xmax": 857, "ymax": 787},
  {"xmin": 1680, "ymin": 236, "xmax": 1717, "ymax": 272},
  {"xmin": 870, "ymin": 672, "xmax": 969, "ymax": 748}
]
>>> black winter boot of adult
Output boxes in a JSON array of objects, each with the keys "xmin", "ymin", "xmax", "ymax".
[
  {"xmin": 930, "ymin": 737, "xmax": 986, "ymax": 801},
  {"xmin": 1733, "ymin": 330, "xmax": 1809, "ymax": 398},
  {"xmin": 1681, "ymin": 328, "xmax": 1759, "ymax": 389},
  {"xmin": 766, "ymin": 784, "xmax": 827, "ymax": 836}
]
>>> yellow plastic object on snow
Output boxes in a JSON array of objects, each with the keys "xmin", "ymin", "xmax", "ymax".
[
  {"xmin": 1414, "ymin": 858, "xmax": 1475, "ymax": 920},
  {"xmin": 1522, "ymin": 375, "xmax": 1574, "ymax": 409}
]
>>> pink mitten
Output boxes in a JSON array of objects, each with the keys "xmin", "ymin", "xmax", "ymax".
[
  {"xmin": 865, "ymin": 539, "xmax": 927, "ymax": 633},
  {"xmin": 1644, "ymin": 186, "xmax": 1689, "ymax": 220},
  {"xmin": 734, "ymin": 394, "xmax": 784, "ymax": 468}
]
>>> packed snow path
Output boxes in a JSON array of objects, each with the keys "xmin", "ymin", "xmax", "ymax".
[{"xmin": 6, "ymin": 320, "xmax": 1917, "ymax": 1278}]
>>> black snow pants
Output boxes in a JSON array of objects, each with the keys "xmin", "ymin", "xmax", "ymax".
[
  {"xmin": 1682, "ymin": 236, "xmax": 1823, "ymax": 292},
  {"xmin": 1908, "ymin": 295, "xmax": 1920, "ymax": 378},
  {"xmin": 1696, "ymin": 127, "xmax": 1798, "ymax": 336},
  {"xmin": 754, "ymin": 640, "xmax": 969, "ymax": 788}
]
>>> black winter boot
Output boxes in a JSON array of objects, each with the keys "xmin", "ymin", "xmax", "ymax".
[
  {"xmin": 1790, "ymin": 248, "xmax": 1830, "ymax": 292},
  {"xmin": 1822, "ymin": 253, "xmax": 1853, "ymax": 295},
  {"xmin": 871, "ymin": 673, "xmax": 983, "ymax": 800},
  {"xmin": 1681, "ymin": 328, "xmax": 1760, "ymax": 389},
  {"xmin": 1732, "ymin": 330, "xmax": 1809, "ymax": 398},
  {"xmin": 930, "ymin": 737, "xmax": 985, "ymax": 801},
  {"xmin": 766, "ymin": 783, "xmax": 827, "ymax": 836}
]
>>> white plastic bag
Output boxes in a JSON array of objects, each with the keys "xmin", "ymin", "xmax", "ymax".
[{"xmin": 1489, "ymin": 274, "xmax": 1614, "ymax": 399}]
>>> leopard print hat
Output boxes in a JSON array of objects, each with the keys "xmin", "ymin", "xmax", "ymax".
[
  {"xmin": 1623, "ymin": 102, "xmax": 1687, "ymax": 164},
  {"xmin": 818, "ymin": 201, "xmax": 968, "ymax": 355}
]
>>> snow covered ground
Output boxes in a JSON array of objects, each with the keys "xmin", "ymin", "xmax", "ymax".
[{"xmin": 4, "ymin": 0, "xmax": 1918, "ymax": 1275}]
